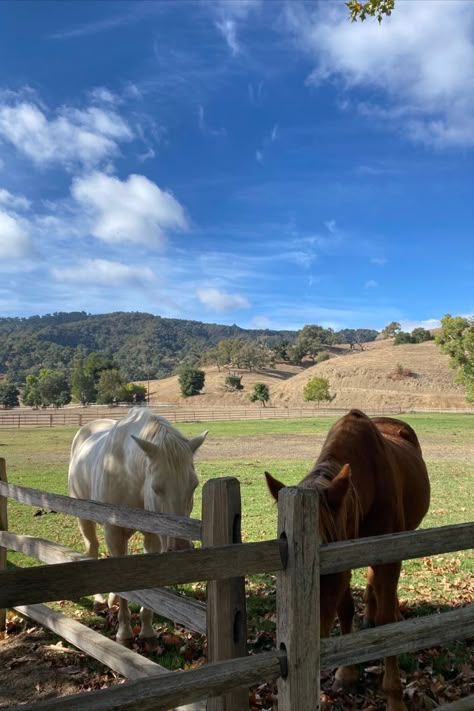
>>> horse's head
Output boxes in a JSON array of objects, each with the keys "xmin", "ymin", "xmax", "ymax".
[
  {"xmin": 132, "ymin": 430, "xmax": 208, "ymax": 551},
  {"xmin": 264, "ymin": 464, "xmax": 354, "ymax": 637}
]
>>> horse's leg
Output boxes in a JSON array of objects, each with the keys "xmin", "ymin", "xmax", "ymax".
[
  {"xmin": 373, "ymin": 561, "xmax": 407, "ymax": 711},
  {"xmin": 333, "ymin": 585, "xmax": 359, "ymax": 689},
  {"xmin": 138, "ymin": 532, "xmax": 163, "ymax": 652},
  {"xmin": 363, "ymin": 565, "xmax": 377, "ymax": 628},
  {"xmin": 77, "ymin": 518, "xmax": 108, "ymax": 609},
  {"xmin": 104, "ymin": 523, "xmax": 134, "ymax": 647}
]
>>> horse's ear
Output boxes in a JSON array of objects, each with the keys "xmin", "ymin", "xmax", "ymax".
[
  {"xmin": 265, "ymin": 471, "xmax": 286, "ymax": 501},
  {"xmin": 189, "ymin": 431, "xmax": 208, "ymax": 453},
  {"xmin": 131, "ymin": 435, "xmax": 160, "ymax": 459},
  {"xmin": 325, "ymin": 464, "xmax": 351, "ymax": 509}
]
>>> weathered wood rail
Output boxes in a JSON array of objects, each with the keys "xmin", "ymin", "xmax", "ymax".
[{"xmin": 0, "ymin": 456, "xmax": 473, "ymax": 710}]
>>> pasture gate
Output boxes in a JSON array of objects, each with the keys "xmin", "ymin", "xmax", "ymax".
[{"xmin": 0, "ymin": 456, "xmax": 473, "ymax": 710}]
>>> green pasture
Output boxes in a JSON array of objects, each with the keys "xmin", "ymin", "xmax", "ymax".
[{"xmin": 0, "ymin": 414, "xmax": 473, "ymax": 682}]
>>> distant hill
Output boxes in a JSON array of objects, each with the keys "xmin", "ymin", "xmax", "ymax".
[
  {"xmin": 0, "ymin": 311, "xmax": 298, "ymax": 383},
  {"xmin": 0, "ymin": 312, "xmax": 380, "ymax": 385},
  {"xmin": 141, "ymin": 339, "xmax": 469, "ymax": 410}
]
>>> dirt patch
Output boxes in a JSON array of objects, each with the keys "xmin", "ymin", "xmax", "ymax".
[
  {"xmin": 0, "ymin": 623, "xmax": 121, "ymax": 708},
  {"xmin": 198, "ymin": 433, "xmax": 474, "ymax": 463}
]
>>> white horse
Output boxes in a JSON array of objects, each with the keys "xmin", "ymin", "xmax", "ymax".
[{"xmin": 68, "ymin": 407, "xmax": 207, "ymax": 647}]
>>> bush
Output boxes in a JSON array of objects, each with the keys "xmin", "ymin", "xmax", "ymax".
[
  {"xmin": 303, "ymin": 376, "xmax": 333, "ymax": 403},
  {"xmin": 225, "ymin": 375, "xmax": 243, "ymax": 391},
  {"xmin": 394, "ymin": 331, "xmax": 414, "ymax": 345},
  {"xmin": 179, "ymin": 368, "xmax": 205, "ymax": 397},
  {"xmin": 315, "ymin": 351, "xmax": 331, "ymax": 364},
  {"xmin": 248, "ymin": 383, "xmax": 270, "ymax": 406},
  {"xmin": 388, "ymin": 364, "xmax": 417, "ymax": 380}
]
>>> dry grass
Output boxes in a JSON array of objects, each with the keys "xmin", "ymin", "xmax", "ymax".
[{"xmin": 138, "ymin": 340, "xmax": 469, "ymax": 411}]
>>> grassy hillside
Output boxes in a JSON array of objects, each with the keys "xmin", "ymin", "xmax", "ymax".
[{"xmin": 142, "ymin": 339, "xmax": 469, "ymax": 410}]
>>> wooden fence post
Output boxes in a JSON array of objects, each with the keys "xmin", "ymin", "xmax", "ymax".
[
  {"xmin": 276, "ymin": 486, "xmax": 320, "ymax": 711},
  {"xmin": 0, "ymin": 458, "xmax": 8, "ymax": 633},
  {"xmin": 202, "ymin": 477, "xmax": 248, "ymax": 711}
]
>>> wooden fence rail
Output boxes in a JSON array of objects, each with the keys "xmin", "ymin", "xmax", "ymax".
[
  {"xmin": 0, "ymin": 457, "xmax": 473, "ymax": 710},
  {"xmin": 0, "ymin": 480, "xmax": 201, "ymax": 541}
]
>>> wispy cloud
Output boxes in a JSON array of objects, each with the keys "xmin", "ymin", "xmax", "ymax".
[
  {"xmin": 51, "ymin": 258, "xmax": 155, "ymax": 286},
  {"xmin": 197, "ymin": 105, "xmax": 226, "ymax": 137},
  {"xmin": 213, "ymin": 0, "xmax": 261, "ymax": 55},
  {"xmin": 47, "ymin": 2, "xmax": 163, "ymax": 40},
  {"xmin": 364, "ymin": 279, "xmax": 378, "ymax": 289},
  {"xmin": 255, "ymin": 122, "xmax": 279, "ymax": 162},
  {"xmin": 0, "ymin": 188, "xmax": 31, "ymax": 211},
  {"xmin": 197, "ymin": 286, "xmax": 251, "ymax": 312},
  {"xmin": 371, "ymin": 257, "xmax": 387, "ymax": 266}
]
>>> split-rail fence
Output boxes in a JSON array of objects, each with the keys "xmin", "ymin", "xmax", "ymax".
[{"xmin": 0, "ymin": 456, "xmax": 473, "ymax": 711}]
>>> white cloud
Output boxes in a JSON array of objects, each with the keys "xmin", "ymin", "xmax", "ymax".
[
  {"xmin": 364, "ymin": 280, "xmax": 378, "ymax": 289},
  {"xmin": 0, "ymin": 188, "xmax": 31, "ymax": 211},
  {"xmin": 51, "ymin": 258, "xmax": 155, "ymax": 286},
  {"xmin": 0, "ymin": 99, "xmax": 133, "ymax": 168},
  {"xmin": 214, "ymin": 0, "xmax": 260, "ymax": 55},
  {"xmin": 286, "ymin": 0, "xmax": 474, "ymax": 148},
  {"xmin": 0, "ymin": 210, "xmax": 33, "ymax": 257},
  {"xmin": 71, "ymin": 172, "xmax": 188, "ymax": 246},
  {"xmin": 197, "ymin": 287, "xmax": 250, "ymax": 312},
  {"xmin": 89, "ymin": 87, "xmax": 120, "ymax": 105},
  {"xmin": 256, "ymin": 149, "xmax": 263, "ymax": 163},
  {"xmin": 399, "ymin": 318, "xmax": 441, "ymax": 332},
  {"xmin": 251, "ymin": 315, "xmax": 272, "ymax": 329},
  {"xmin": 371, "ymin": 257, "xmax": 387, "ymax": 266}
]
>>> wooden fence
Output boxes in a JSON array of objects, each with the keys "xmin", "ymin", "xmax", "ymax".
[
  {"xmin": 1, "ymin": 405, "xmax": 473, "ymax": 429},
  {"xmin": 0, "ymin": 405, "xmax": 406, "ymax": 428},
  {"xmin": 0, "ymin": 456, "xmax": 473, "ymax": 710}
]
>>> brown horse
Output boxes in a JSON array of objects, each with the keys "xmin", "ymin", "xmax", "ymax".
[{"xmin": 265, "ymin": 409, "xmax": 430, "ymax": 711}]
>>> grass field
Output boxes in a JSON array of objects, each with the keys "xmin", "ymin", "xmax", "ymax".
[{"xmin": 0, "ymin": 414, "xmax": 473, "ymax": 708}]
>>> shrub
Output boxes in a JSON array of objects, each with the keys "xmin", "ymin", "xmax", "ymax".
[
  {"xmin": 225, "ymin": 375, "xmax": 243, "ymax": 391},
  {"xmin": 179, "ymin": 368, "xmax": 205, "ymax": 397},
  {"xmin": 303, "ymin": 376, "xmax": 333, "ymax": 403},
  {"xmin": 315, "ymin": 351, "xmax": 331, "ymax": 364},
  {"xmin": 388, "ymin": 364, "xmax": 417, "ymax": 380}
]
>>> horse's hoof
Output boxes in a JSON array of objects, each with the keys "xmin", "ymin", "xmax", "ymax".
[
  {"xmin": 93, "ymin": 600, "xmax": 108, "ymax": 614},
  {"xmin": 139, "ymin": 636, "xmax": 161, "ymax": 653},
  {"xmin": 333, "ymin": 666, "xmax": 359, "ymax": 691},
  {"xmin": 116, "ymin": 637, "xmax": 134, "ymax": 648}
]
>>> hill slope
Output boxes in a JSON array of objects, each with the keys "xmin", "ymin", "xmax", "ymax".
[{"xmin": 143, "ymin": 340, "xmax": 469, "ymax": 410}]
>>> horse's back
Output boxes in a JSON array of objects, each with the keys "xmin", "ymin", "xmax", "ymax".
[
  {"xmin": 68, "ymin": 418, "xmax": 116, "ymax": 500},
  {"xmin": 372, "ymin": 416, "xmax": 430, "ymax": 531},
  {"xmin": 372, "ymin": 416, "xmax": 423, "ymax": 455},
  {"xmin": 70, "ymin": 418, "xmax": 117, "ymax": 456}
]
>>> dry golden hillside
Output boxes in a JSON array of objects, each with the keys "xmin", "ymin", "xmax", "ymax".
[
  {"xmin": 139, "ymin": 339, "xmax": 469, "ymax": 410},
  {"xmin": 271, "ymin": 339, "xmax": 468, "ymax": 410}
]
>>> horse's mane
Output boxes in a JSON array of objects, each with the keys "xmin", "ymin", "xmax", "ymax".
[
  {"xmin": 302, "ymin": 460, "xmax": 363, "ymax": 544},
  {"xmin": 118, "ymin": 408, "xmax": 194, "ymax": 472}
]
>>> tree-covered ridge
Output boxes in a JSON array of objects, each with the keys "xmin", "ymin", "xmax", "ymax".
[{"xmin": 0, "ymin": 311, "xmax": 379, "ymax": 385}]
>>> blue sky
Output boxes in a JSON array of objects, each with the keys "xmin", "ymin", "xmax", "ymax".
[{"xmin": 0, "ymin": 0, "xmax": 472, "ymax": 332}]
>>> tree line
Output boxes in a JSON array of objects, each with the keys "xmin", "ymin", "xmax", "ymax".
[{"xmin": 0, "ymin": 351, "xmax": 147, "ymax": 409}]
